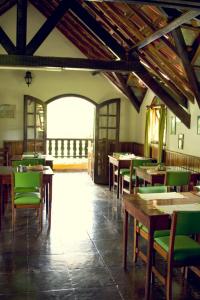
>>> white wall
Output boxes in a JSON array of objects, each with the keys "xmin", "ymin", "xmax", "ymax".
[
  {"xmin": 134, "ymin": 86, "xmax": 200, "ymax": 158},
  {"xmin": 0, "ymin": 4, "xmax": 138, "ymax": 145}
]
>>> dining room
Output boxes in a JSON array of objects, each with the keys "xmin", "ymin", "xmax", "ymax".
[{"xmin": 1, "ymin": 1, "xmax": 200, "ymax": 300}]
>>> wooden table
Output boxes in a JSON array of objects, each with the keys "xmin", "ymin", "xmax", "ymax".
[
  {"xmin": 123, "ymin": 192, "xmax": 200, "ymax": 300},
  {"xmin": 135, "ymin": 165, "xmax": 200, "ymax": 188},
  {"xmin": 11, "ymin": 154, "xmax": 54, "ymax": 169},
  {"xmin": 108, "ymin": 155, "xmax": 132, "ymax": 198},
  {"xmin": 0, "ymin": 166, "xmax": 54, "ymax": 228}
]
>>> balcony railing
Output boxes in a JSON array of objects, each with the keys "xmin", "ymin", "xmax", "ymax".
[{"xmin": 46, "ymin": 138, "xmax": 93, "ymax": 158}]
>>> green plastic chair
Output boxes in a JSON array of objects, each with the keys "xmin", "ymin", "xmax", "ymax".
[
  {"xmin": 11, "ymin": 171, "xmax": 43, "ymax": 231},
  {"xmin": 165, "ymin": 170, "xmax": 191, "ymax": 192},
  {"xmin": 133, "ymin": 185, "xmax": 170, "ymax": 263},
  {"xmin": 154, "ymin": 211, "xmax": 200, "ymax": 300},
  {"xmin": 122, "ymin": 158, "xmax": 152, "ymax": 194}
]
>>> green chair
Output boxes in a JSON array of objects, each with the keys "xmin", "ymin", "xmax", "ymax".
[
  {"xmin": 165, "ymin": 170, "xmax": 191, "ymax": 192},
  {"xmin": 133, "ymin": 185, "xmax": 169, "ymax": 262},
  {"xmin": 122, "ymin": 158, "xmax": 152, "ymax": 194},
  {"xmin": 12, "ymin": 158, "xmax": 45, "ymax": 167},
  {"xmin": 153, "ymin": 211, "xmax": 200, "ymax": 300},
  {"xmin": 11, "ymin": 171, "xmax": 44, "ymax": 231}
]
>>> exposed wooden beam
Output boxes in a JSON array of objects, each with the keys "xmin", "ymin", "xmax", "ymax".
[
  {"xmin": 26, "ymin": 0, "xmax": 71, "ymax": 55},
  {"xmin": 139, "ymin": 55, "xmax": 188, "ymax": 108},
  {"xmin": 191, "ymin": 33, "xmax": 200, "ymax": 65},
  {"xmin": 135, "ymin": 63, "xmax": 191, "ymax": 128},
  {"xmin": 129, "ymin": 6, "xmax": 178, "ymax": 55},
  {"xmin": 70, "ymin": 1, "xmax": 190, "ymax": 125},
  {"xmin": 16, "ymin": 0, "xmax": 27, "ymax": 54},
  {"xmin": 70, "ymin": 1, "xmax": 126, "ymax": 59},
  {"xmin": 130, "ymin": 10, "xmax": 200, "ymax": 52},
  {"xmin": 172, "ymin": 27, "xmax": 200, "ymax": 108},
  {"xmin": 85, "ymin": 0, "xmax": 200, "ymax": 10},
  {"xmin": 0, "ymin": 54, "xmax": 142, "ymax": 72},
  {"xmin": 0, "ymin": 27, "xmax": 16, "ymax": 54},
  {"xmin": 112, "ymin": 73, "xmax": 141, "ymax": 112}
]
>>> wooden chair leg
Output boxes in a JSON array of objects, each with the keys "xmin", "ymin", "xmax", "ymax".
[
  {"xmin": 133, "ymin": 218, "xmax": 139, "ymax": 263},
  {"xmin": 166, "ymin": 264, "xmax": 173, "ymax": 300}
]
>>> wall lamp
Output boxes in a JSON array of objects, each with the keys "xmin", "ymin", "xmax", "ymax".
[{"xmin": 24, "ymin": 71, "xmax": 32, "ymax": 87}]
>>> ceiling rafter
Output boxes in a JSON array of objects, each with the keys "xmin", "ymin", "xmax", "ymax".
[
  {"xmin": 70, "ymin": 1, "xmax": 191, "ymax": 127},
  {"xmin": 26, "ymin": 0, "xmax": 71, "ymax": 55},
  {"xmin": 85, "ymin": 0, "xmax": 200, "ymax": 11},
  {"xmin": 89, "ymin": 1, "xmax": 191, "ymax": 99},
  {"xmin": 172, "ymin": 27, "xmax": 200, "ymax": 107},
  {"xmin": 112, "ymin": 72, "xmax": 141, "ymax": 111},
  {"xmin": 129, "ymin": 10, "xmax": 200, "ymax": 52},
  {"xmin": 0, "ymin": 54, "xmax": 143, "ymax": 72},
  {"xmin": 0, "ymin": 26, "xmax": 16, "ymax": 54},
  {"xmin": 191, "ymin": 33, "xmax": 200, "ymax": 65},
  {"xmin": 16, "ymin": 0, "xmax": 27, "ymax": 54},
  {"xmin": 126, "ymin": 5, "xmax": 178, "ymax": 55},
  {"xmin": 139, "ymin": 54, "xmax": 188, "ymax": 108}
]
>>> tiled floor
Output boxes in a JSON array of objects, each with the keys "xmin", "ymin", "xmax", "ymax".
[{"xmin": 0, "ymin": 172, "xmax": 200, "ymax": 299}]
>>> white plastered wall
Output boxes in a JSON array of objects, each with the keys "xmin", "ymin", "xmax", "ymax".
[
  {"xmin": 134, "ymin": 86, "xmax": 200, "ymax": 158},
  {"xmin": 0, "ymin": 3, "xmax": 138, "ymax": 145}
]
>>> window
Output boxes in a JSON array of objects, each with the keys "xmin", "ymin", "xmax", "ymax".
[{"xmin": 149, "ymin": 105, "xmax": 166, "ymax": 144}]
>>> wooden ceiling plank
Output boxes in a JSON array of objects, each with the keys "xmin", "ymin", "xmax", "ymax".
[
  {"xmin": 172, "ymin": 27, "xmax": 200, "ymax": 107},
  {"xmin": 0, "ymin": 54, "xmax": 143, "ymax": 72},
  {"xmin": 0, "ymin": 26, "xmax": 16, "ymax": 54},
  {"xmin": 134, "ymin": 63, "xmax": 191, "ymax": 128},
  {"xmin": 113, "ymin": 72, "xmax": 141, "ymax": 111},
  {"xmin": 139, "ymin": 55, "xmax": 188, "ymax": 108},
  {"xmin": 143, "ymin": 50, "xmax": 194, "ymax": 100},
  {"xmin": 26, "ymin": 0, "xmax": 71, "ymax": 55},
  {"xmin": 130, "ymin": 10, "xmax": 200, "ymax": 52},
  {"xmin": 128, "ymin": 5, "xmax": 179, "ymax": 55},
  {"xmin": 16, "ymin": 0, "xmax": 27, "ymax": 54},
  {"xmin": 85, "ymin": 0, "xmax": 200, "ymax": 11},
  {"xmin": 70, "ymin": 1, "xmax": 190, "ymax": 125},
  {"xmin": 70, "ymin": 1, "xmax": 126, "ymax": 59},
  {"xmin": 93, "ymin": 2, "xmax": 192, "ymax": 96}
]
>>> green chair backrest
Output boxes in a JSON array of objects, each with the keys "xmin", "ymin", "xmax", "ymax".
[
  {"xmin": 138, "ymin": 186, "xmax": 167, "ymax": 194},
  {"xmin": 174, "ymin": 211, "xmax": 200, "ymax": 235},
  {"xmin": 131, "ymin": 158, "xmax": 152, "ymax": 172},
  {"xmin": 12, "ymin": 158, "xmax": 45, "ymax": 167},
  {"xmin": 14, "ymin": 171, "xmax": 41, "ymax": 188},
  {"xmin": 165, "ymin": 171, "xmax": 191, "ymax": 187}
]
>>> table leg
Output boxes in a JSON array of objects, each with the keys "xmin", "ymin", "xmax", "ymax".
[
  {"xmin": 48, "ymin": 176, "xmax": 52, "ymax": 228},
  {"xmin": 117, "ymin": 168, "xmax": 120, "ymax": 199},
  {"xmin": 145, "ymin": 225, "xmax": 153, "ymax": 300},
  {"xmin": 45, "ymin": 183, "xmax": 49, "ymax": 216},
  {"xmin": 109, "ymin": 162, "xmax": 112, "ymax": 191},
  {"xmin": 123, "ymin": 209, "xmax": 128, "ymax": 270}
]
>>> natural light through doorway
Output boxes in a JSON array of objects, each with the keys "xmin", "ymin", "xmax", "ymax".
[{"xmin": 47, "ymin": 96, "xmax": 95, "ymax": 170}]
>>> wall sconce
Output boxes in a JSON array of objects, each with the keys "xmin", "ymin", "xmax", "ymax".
[{"xmin": 24, "ymin": 71, "xmax": 32, "ymax": 87}]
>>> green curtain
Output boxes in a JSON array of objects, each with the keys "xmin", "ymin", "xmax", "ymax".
[
  {"xmin": 158, "ymin": 106, "xmax": 166, "ymax": 163},
  {"xmin": 144, "ymin": 108, "xmax": 151, "ymax": 158}
]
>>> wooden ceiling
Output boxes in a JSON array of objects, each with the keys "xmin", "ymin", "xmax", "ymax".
[{"xmin": 0, "ymin": 0, "xmax": 200, "ymax": 127}]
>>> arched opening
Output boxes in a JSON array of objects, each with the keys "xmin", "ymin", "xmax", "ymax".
[{"xmin": 46, "ymin": 95, "xmax": 95, "ymax": 171}]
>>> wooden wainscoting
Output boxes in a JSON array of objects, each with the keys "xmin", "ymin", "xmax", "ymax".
[{"xmin": 165, "ymin": 149, "xmax": 200, "ymax": 172}]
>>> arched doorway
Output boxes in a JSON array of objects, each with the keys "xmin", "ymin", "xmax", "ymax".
[
  {"xmin": 23, "ymin": 95, "xmax": 121, "ymax": 184},
  {"xmin": 46, "ymin": 95, "xmax": 95, "ymax": 171}
]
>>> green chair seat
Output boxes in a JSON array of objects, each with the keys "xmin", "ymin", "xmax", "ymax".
[
  {"xmin": 138, "ymin": 185, "xmax": 167, "ymax": 194},
  {"xmin": 139, "ymin": 223, "xmax": 169, "ymax": 238},
  {"xmin": 114, "ymin": 168, "xmax": 130, "ymax": 176},
  {"xmin": 14, "ymin": 195, "xmax": 41, "ymax": 205},
  {"xmin": 14, "ymin": 187, "xmax": 39, "ymax": 193},
  {"xmin": 124, "ymin": 174, "xmax": 144, "ymax": 183},
  {"xmin": 155, "ymin": 235, "xmax": 200, "ymax": 262}
]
